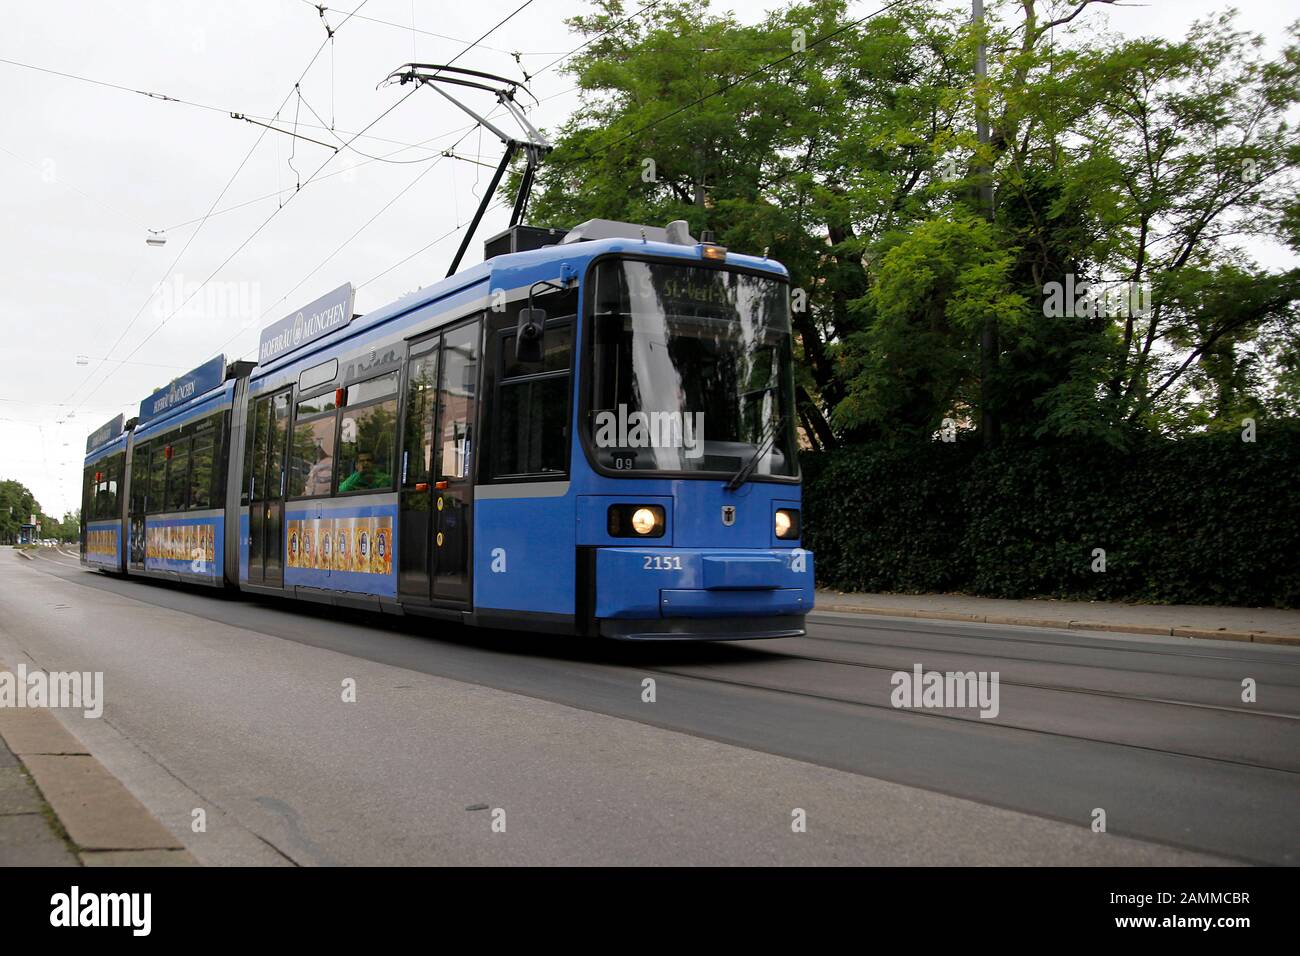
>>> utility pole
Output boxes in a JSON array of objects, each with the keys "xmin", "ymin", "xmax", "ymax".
[{"xmin": 974, "ymin": 0, "xmax": 1000, "ymax": 448}]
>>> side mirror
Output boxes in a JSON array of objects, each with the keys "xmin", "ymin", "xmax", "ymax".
[{"xmin": 516, "ymin": 307, "xmax": 546, "ymax": 363}]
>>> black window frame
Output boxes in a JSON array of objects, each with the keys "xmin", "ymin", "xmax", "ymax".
[
  {"xmin": 284, "ymin": 373, "xmax": 404, "ymax": 502},
  {"xmin": 164, "ymin": 434, "xmax": 192, "ymax": 513},
  {"xmin": 188, "ymin": 419, "xmax": 219, "ymax": 511},
  {"xmin": 147, "ymin": 435, "xmax": 169, "ymax": 515},
  {"xmin": 286, "ymin": 389, "xmax": 340, "ymax": 501},
  {"xmin": 490, "ymin": 316, "xmax": 574, "ymax": 481},
  {"xmin": 81, "ymin": 466, "xmax": 94, "ymax": 524},
  {"xmin": 334, "ymin": 371, "xmax": 400, "ymax": 496},
  {"xmin": 137, "ymin": 409, "xmax": 228, "ymax": 515},
  {"xmin": 130, "ymin": 441, "xmax": 150, "ymax": 514},
  {"xmin": 577, "ymin": 252, "xmax": 801, "ymax": 485},
  {"xmin": 241, "ymin": 396, "xmax": 258, "ymax": 508},
  {"xmin": 91, "ymin": 450, "xmax": 123, "ymax": 520}
]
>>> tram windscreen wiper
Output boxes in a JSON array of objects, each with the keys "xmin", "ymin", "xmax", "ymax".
[{"xmin": 726, "ymin": 409, "xmax": 783, "ymax": 491}]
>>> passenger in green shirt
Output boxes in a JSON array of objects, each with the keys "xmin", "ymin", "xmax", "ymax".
[{"xmin": 338, "ymin": 452, "xmax": 390, "ymax": 492}]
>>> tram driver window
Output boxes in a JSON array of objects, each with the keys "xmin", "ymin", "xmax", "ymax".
[
  {"xmin": 92, "ymin": 453, "xmax": 122, "ymax": 519},
  {"xmin": 336, "ymin": 372, "xmax": 399, "ymax": 494}
]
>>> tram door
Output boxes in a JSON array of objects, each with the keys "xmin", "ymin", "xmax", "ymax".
[
  {"xmin": 432, "ymin": 322, "xmax": 479, "ymax": 602},
  {"xmin": 398, "ymin": 318, "xmax": 480, "ymax": 605},
  {"xmin": 247, "ymin": 389, "xmax": 290, "ymax": 587},
  {"xmin": 398, "ymin": 342, "xmax": 440, "ymax": 599},
  {"xmin": 128, "ymin": 439, "xmax": 147, "ymax": 570}
]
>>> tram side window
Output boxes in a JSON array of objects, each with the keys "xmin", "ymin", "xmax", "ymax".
[
  {"xmin": 209, "ymin": 416, "xmax": 228, "ymax": 506},
  {"xmin": 93, "ymin": 453, "xmax": 122, "ymax": 519},
  {"xmin": 190, "ymin": 428, "xmax": 216, "ymax": 510},
  {"xmin": 241, "ymin": 400, "xmax": 257, "ymax": 506},
  {"xmin": 89, "ymin": 464, "xmax": 103, "ymax": 519},
  {"xmin": 165, "ymin": 437, "xmax": 191, "ymax": 512},
  {"xmin": 88, "ymin": 465, "xmax": 100, "ymax": 518},
  {"xmin": 130, "ymin": 443, "xmax": 149, "ymax": 513},
  {"xmin": 289, "ymin": 395, "xmax": 337, "ymax": 498},
  {"xmin": 336, "ymin": 373, "xmax": 399, "ymax": 493},
  {"xmin": 82, "ymin": 467, "xmax": 93, "ymax": 522},
  {"xmin": 149, "ymin": 440, "xmax": 167, "ymax": 514},
  {"xmin": 109, "ymin": 453, "xmax": 122, "ymax": 513},
  {"xmin": 493, "ymin": 321, "xmax": 572, "ymax": 478}
]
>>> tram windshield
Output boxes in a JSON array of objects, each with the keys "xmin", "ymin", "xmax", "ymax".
[{"xmin": 587, "ymin": 258, "xmax": 798, "ymax": 479}]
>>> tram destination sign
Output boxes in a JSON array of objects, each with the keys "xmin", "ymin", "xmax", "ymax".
[
  {"xmin": 85, "ymin": 413, "xmax": 125, "ymax": 453},
  {"xmin": 259, "ymin": 282, "xmax": 355, "ymax": 365},
  {"xmin": 138, "ymin": 354, "xmax": 226, "ymax": 424}
]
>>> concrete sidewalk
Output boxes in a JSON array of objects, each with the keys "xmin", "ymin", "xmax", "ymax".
[
  {"xmin": 0, "ymin": 656, "xmax": 199, "ymax": 867},
  {"xmin": 815, "ymin": 590, "xmax": 1300, "ymax": 646},
  {"xmin": 0, "ymin": 732, "xmax": 78, "ymax": 866}
]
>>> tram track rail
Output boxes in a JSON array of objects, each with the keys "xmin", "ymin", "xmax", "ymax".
[{"xmin": 805, "ymin": 612, "xmax": 1300, "ymax": 669}]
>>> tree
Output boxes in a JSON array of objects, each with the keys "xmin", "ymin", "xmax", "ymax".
[
  {"xmin": 520, "ymin": 0, "xmax": 965, "ymax": 448},
  {"xmin": 836, "ymin": 211, "xmax": 1026, "ymax": 438},
  {"xmin": 52, "ymin": 510, "xmax": 81, "ymax": 543},
  {"xmin": 0, "ymin": 479, "xmax": 40, "ymax": 544},
  {"xmin": 521, "ymin": 0, "xmax": 1300, "ymax": 445},
  {"xmin": 1054, "ymin": 13, "xmax": 1300, "ymax": 430}
]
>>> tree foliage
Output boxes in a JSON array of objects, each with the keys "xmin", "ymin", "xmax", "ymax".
[
  {"xmin": 519, "ymin": 0, "xmax": 1300, "ymax": 446},
  {"xmin": 0, "ymin": 479, "xmax": 73, "ymax": 543},
  {"xmin": 804, "ymin": 423, "xmax": 1300, "ymax": 607}
]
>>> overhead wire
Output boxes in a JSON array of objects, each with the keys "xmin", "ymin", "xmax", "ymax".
[
  {"xmin": 0, "ymin": 53, "xmax": 240, "ymax": 117},
  {"xmin": 159, "ymin": 121, "xmax": 484, "ymax": 234},
  {"xmin": 212, "ymin": 99, "xmax": 506, "ymax": 362},
  {"xmin": 210, "ymin": 151, "xmax": 455, "ymax": 358},
  {"xmin": 73, "ymin": 84, "xmax": 418, "ymax": 407},
  {"xmin": 78, "ymin": 0, "xmax": 540, "ymax": 408},
  {"xmin": 249, "ymin": 0, "xmax": 911, "ymax": 354},
  {"xmin": 62, "ymin": 0, "xmax": 375, "ymax": 416},
  {"xmin": 264, "ymin": 0, "xmax": 663, "ymax": 336},
  {"xmin": 0, "ymin": 142, "xmax": 151, "ymax": 230},
  {"xmin": 0, "ymin": 51, "xmax": 420, "ymax": 148},
  {"xmin": 54, "ymin": 0, "xmax": 680, "ymax": 414},
  {"xmin": 301, "ymin": 0, "xmax": 522, "ymax": 57},
  {"xmin": 356, "ymin": 199, "xmax": 513, "ymax": 291}
]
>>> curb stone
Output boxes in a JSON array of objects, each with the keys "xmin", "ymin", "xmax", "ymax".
[
  {"xmin": 815, "ymin": 604, "xmax": 1300, "ymax": 647},
  {"xmin": 0, "ymin": 671, "xmax": 199, "ymax": 866}
]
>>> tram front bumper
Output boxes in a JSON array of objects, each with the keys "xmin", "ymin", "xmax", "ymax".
[{"xmin": 594, "ymin": 546, "xmax": 814, "ymax": 639}]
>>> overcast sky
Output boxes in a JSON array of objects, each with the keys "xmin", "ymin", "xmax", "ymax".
[{"xmin": 2, "ymin": 0, "xmax": 1295, "ymax": 517}]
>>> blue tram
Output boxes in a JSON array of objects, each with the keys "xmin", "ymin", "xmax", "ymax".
[{"xmin": 81, "ymin": 220, "xmax": 814, "ymax": 639}]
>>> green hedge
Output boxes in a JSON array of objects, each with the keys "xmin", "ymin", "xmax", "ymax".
[{"xmin": 802, "ymin": 422, "xmax": 1300, "ymax": 608}]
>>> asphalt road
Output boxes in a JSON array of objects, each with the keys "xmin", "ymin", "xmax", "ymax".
[{"xmin": 3, "ymin": 546, "xmax": 1297, "ymax": 865}]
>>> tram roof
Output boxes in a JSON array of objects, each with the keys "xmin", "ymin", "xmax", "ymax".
[
  {"xmin": 85, "ymin": 232, "xmax": 789, "ymax": 458},
  {"xmin": 251, "ymin": 236, "xmax": 789, "ymax": 381}
]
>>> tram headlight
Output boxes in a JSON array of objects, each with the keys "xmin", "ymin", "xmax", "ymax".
[
  {"xmin": 631, "ymin": 508, "xmax": 658, "ymax": 535},
  {"xmin": 774, "ymin": 508, "xmax": 800, "ymax": 540},
  {"xmin": 607, "ymin": 504, "xmax": 666, "ymax": 538}
]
